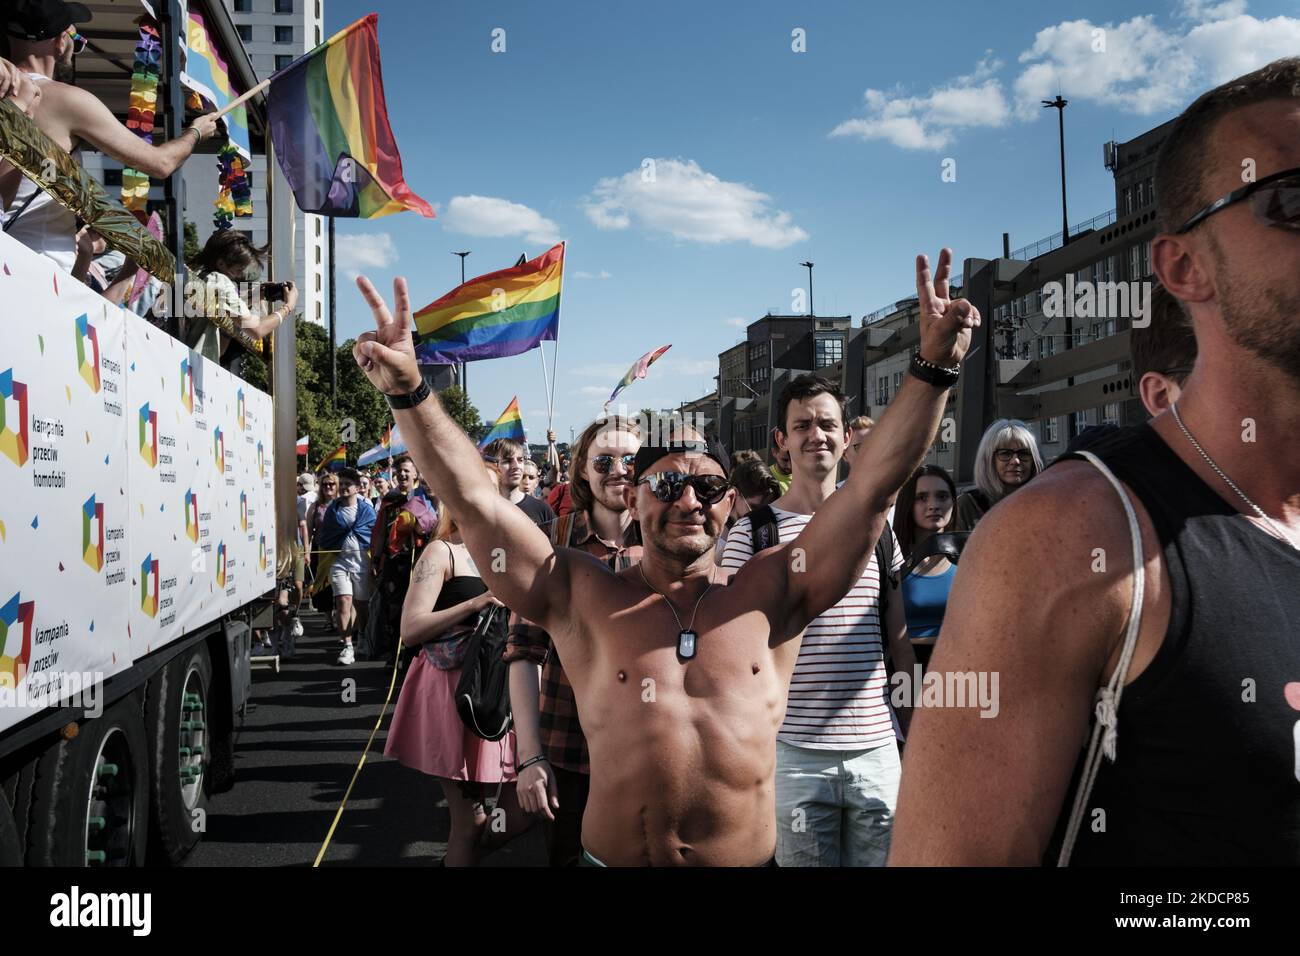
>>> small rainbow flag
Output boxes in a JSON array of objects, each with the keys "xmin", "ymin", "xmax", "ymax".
[
  {"xmin": 319, "ymin": 445, "xmax": 346, "ymax": 472},
  {"xmin": 478, "ymin": 398, "xmax": 526, "ymax": 450},
  {"xmin": 415, "ymin": 244, "xmax": 564, "ymax": 365},
  {"xmin": 266, "ymin": 14, "xmax": 433, "ymax": 219},
  {"xmin": 606, "ymin": 344, "xmax": 672, "ymax": 409},
  {"xmin": 358, "ymin": 426, "xmax": 406, "ymax": 466}
]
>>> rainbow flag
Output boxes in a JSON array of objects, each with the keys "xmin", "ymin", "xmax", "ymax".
[
  {"xmin": 319, "ymin": 445, "xmax": 347, "ymax": 472},
  {"xmin": 180, "ymin": 10, "xmax": 252, "ymax": 160},
  {"xmin": 415, "ymin": 244, "xmax": 564, "ymax": 365},
  {"xmin": 357, "ymin": 426, "xmax": 403, "ymax": 467},
  {"xmin": 266, "ymin": 14, "xmax": 433, "ymax": 219},
  {"xmin": 478, "ymin": 398, "xmax": 526, "ymax": 450},
  {"xmin": 605, "ymin": 344, "xmax": 672, "ymax": 409}
]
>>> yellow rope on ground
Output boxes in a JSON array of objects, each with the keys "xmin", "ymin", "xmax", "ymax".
[{"xmin": 312, "ymin": 554, "xmax": 415, "ymax": 867}]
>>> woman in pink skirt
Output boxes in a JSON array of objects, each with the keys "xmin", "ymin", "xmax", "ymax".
[{"xmin": 384, "ymin": 497, "xmax": 520, "ymax": 865}]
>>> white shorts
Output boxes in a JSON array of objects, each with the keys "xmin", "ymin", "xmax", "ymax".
[{"xmin": 330, "ymin": 563, "xmax": 372, "ymax": 602}]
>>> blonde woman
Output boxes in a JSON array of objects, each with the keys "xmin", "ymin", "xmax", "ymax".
[{"xmin": 953, "ymin": 419, "xmax": 1043, "ymax": 532}]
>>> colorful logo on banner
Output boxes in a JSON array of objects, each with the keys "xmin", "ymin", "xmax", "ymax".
[
  {"xmin": 184, "ymin": 489, "xmax": 199, "ymax": 542},
  {"xmin": 180, "ymin": 356, "xmax": 194, "ymax": 413},
  {"xmin": 213, "ymin": 427, "xmax": 224, "ymax": 471},
  {"xmin": 138, "ymin": 402, "xmax": 158, "ymax": 467},
  {"xmin": 239, "ymin": 491, "xmax": 248, "ymax": 532},
  {"xmin": 257, "ymin": 441, "xmax": 265, "ymax": 480},
  {"xmin": 75, "ymin": 314, "xmax": 100, "ymax": 393},
  {"xmin": 215, "ymin": 542, "xmax": 227, "ymax": 588},
  {"xmin": 140, "ymin": 555, "xmax": 159, "ymax": 618},
  {"xmin": 258, "ymin": 533, "xmax": 267, "ymax": 571},
  {"xmin": 82, "ymin": 493, "xmax": 104, "ymax": 571},
  {"xmin": 0, "ymin": 593, "xmax": 36, "ymax": 689},
  {"xmin": 237, "ymin": 389, "xmax": 246, "ymax": 431},
  {"xmin": 0, "ymin": 369, "xmax": 29, "ymax": 467}
]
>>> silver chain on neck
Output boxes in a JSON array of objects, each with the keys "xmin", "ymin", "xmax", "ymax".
[
  {"xmin": 639, "ymin": 563, "xmax": 716, "ymax": 633},
  {"xmin": 1170, "ymin": 402, "xmax": 1299, "ymax": 551}
]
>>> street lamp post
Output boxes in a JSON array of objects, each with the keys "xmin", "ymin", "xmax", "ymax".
[
  {"xmin": 1042, "ymin": 96, "xmax": 1070, "ymax": 246},
  {"xmin": 799, "ymin": 260, "xmax": 815, "ymax": 316},
  {"xmin": 453, "ymin": 251, "xmax": 470, "ymax": 395}
]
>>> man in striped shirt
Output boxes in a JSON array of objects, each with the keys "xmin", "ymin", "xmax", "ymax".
[{"xmin": 722, "ymin": 374, "xmax": 915, "ymax": 867}]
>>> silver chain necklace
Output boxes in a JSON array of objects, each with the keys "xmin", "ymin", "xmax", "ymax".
[
  {"xmin": 639, "ymin": 563, "xmax": 715, "ymax": 661},
  {"xmin": 1170, "ymin": 402, "xmax": 1299, "ymax": 551}
]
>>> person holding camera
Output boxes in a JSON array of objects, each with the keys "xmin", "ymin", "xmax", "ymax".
[{"xmin": 188, "ymin": 229, "xmax": 296, "ymax": 368}]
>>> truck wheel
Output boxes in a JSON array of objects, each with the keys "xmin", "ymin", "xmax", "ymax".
[
  {"xmin": 146, "ymin": 641, "xmax": 212, "ymax": 863},
  {"xmin": 26, "ymin": 695, "xmax": 149, "ymax": 866},
  {"xmin": 0, "ymin": 788, "xmax": 20, "ymax": 866}
]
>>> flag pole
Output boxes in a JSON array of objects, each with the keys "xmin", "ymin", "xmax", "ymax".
[
  {"xmin": 211, "ymin": 76, "xmax": 272, "ymax": 121},
  {"xmin": 548, "ymin": 241, "xmax": 565, "ymax": 428}
]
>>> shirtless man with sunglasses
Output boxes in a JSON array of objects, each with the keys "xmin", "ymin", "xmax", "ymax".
[{"xmin": 351, "ymin": 250, "xmax": 977, "ymax": 865}]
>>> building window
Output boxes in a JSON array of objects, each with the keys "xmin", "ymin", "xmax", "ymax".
[
  {"xmin": 237, "ymin": 24, "xmax": 252, "ymax": 42},
  {"xmin": 877, "ymin": 375, "xmax": 890, "ymax": 406},
  {"xmin": 893, "ymin": 371, "xmax": 902, "ymax": 391},
  {"xmin": 275, "ymin": 54, "xmax": 293, "ymax": 70},
  {"xmin": 1103, "ymin": 403, "xmax": 1121, "ymax": 426},
  {"xmin": 234, "ymin": 0, "xmax": 250, "ymax": 11},
  {"xmin": 315, "ymin": 272, "xmax": 322, "ymax": 292},
  {"xmin": 276, "ymin": 25, "xmax": 294, "ymax": 43},
  {"xmin": 316, "ymin": 27, "xmax": 322, "ymax": 45},
  {"xmin": 315, "ymin": 246, "xmax": 321, "ymax": 264},
  {"xmin": 102, "ymin": 168, "xmax": 123, "ymax": 187},
  {"xmin": 275, "ymin": 0, "xmax": 294, "ymax": 13},
  {"xmin": 315, "ymin": 217, "xmax": 322, "ymax": 237},
  {"xmin": 814, "ymin": 336, "xmax": 842, "ymax": 368},
  {"xmin": 1042, "ymin": 417, "xmax": 1059, "ymax": 444},
  {"xmin": 316, "ymin": 302, "xmax": 321, "ymax": 322},
  {"xmin": 1073, "ymin": 326, "xmax": 1085, "ymax": 347},
  {"xmin": 1135, "ymin": 180, "xmax": 1144, "ymax": 208},
  {"xmin": 1146, "ymin": 177, "xmax": 1155, "ymax": 206}
]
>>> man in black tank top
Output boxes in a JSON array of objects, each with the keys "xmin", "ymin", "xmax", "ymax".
[{"xmin": 890, "ymin": 57, "xmax": 1300, "ymax": 866}]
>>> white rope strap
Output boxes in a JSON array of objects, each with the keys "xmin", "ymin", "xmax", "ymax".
[{"xmin": 1056, "ymin": 451, "xmax": 1147, "ymax": 866}]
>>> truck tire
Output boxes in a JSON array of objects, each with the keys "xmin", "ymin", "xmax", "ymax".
[
  {"xmin": 0, "ymin": 787, "xmax": 20, "ymax": 866},
  {"xmin": 146, "ymin": 641, "xmax": 213, "ymax": 863},
  {"xmin": 26, "ymin": 695, "xmax": 149, "ymax": 866}
]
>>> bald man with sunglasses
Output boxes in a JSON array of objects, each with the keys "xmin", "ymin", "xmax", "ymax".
[{"xmin": 351, "ymin": 249, "xmax": 978, "ymax": 866}]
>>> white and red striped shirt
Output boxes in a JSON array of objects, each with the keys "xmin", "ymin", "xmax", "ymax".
[{"xmin": 722, "ymin": 506, "xmax": 902, "ymax": 750}]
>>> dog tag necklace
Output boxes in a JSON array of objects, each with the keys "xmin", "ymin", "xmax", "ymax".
[{"xmin": 639, "ymin": 564, "xmax": 715, "ymax": 661}]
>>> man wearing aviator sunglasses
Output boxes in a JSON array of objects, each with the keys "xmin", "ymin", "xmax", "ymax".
[
  {"xmin": 352, "ymin": 239, "xmax": 977, "ymax": 865},
  {"xmin": 892, "ymin": 57, "xmax": 1300, "ymax": 867}
]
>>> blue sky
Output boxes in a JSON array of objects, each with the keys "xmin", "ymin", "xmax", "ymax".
[{"xmin": 325, "ymin": 0, "xmax": 1298, "ymax": 442}]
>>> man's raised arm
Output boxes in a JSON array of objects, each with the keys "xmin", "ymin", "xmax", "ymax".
[
  {"xmin": 350, "ymin": 276, "xmax": 562, "ymax": 624},
  {"xmin": 782, "ymin": 249, "xmax": 979, "ymax": 635}
]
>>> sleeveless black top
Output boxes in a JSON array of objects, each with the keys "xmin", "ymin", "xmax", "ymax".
[
  {"xmin": 1059, "ymin": 423, "xmax": 1300, "ymax": 864},
  {"xmin": 432, "ymin": 541, "xmax": 488, "ymax": 613}
]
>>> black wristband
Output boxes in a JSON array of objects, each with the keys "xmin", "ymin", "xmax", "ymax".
[
  {"xmin": 516, "ymin": 754, "xmax": 549, "ymax": 773},
  {"xmin": 385, "ymin": 379, "xmax": 431, "ymax": 410},
  {"xmin": 908, "ymin": 353, "xmax": 960, "ymax": 388}
]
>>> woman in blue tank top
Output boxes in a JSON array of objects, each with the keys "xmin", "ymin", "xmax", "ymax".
[{"xmin": 892, "ymin": 466, "xmax": 958, "ymax": 668}]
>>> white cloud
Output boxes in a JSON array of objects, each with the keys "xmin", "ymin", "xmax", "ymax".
[
  {"xmin": 831, "ymin": 8, "xmax": 1300, "ymax": 152},
  {"xmin": 583, "ymin": 158, "xmax": 808, "ymax": 249},
  {"xmin": 1184, "ymin": 15, "xmax": 1300, "ymax": 85},
  {"xmin": 572, "ymin": 270, "xmax": 613, "ymax": 279},
  {"xmin": 576, "ymin": 385, "xmax": 611, "ymax": 396},
  {"xmin": 724, "ymin": 317, "xmax": 747, "ymax": 328},
  {"xmin": 335, "ymin": 232, "xmax": 398, "ymax": 280},
  {"xmin": 441, "ymin": 195, "xmax": 562, "ymax": 245},
  {"xmin": 830, "ymin": 54, "xmax": 1012, "ymax": 151},
  {"xmin": 1178, "ymin": 0, "xmax": 1247, "ymax": 21},
  {"xmin": 663, "ymin": 358, "xmax": 716, "ymax": 377}
]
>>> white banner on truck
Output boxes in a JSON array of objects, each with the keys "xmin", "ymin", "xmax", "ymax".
[{"xmin": 0, "ymin": 233, "xmax": 275, "ymax": 736}]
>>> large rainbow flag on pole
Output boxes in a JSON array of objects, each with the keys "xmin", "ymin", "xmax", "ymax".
[
  {"xmin": 318, "ymin": 445, "xmax": 347, "ymax": 472},
  {"xmin": 414, "ymin": 244, "xmax": 564, "ymax": 365},
  {"xmin": 478, "ymin": 398, "xmax": 526, "ymax": 450},
  {"xmin": 266, "ymin": 14, "xmax": 434, "ymax": 219}
]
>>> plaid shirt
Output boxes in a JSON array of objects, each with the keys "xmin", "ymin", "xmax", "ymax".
[{"xmin": 504, "ymin": 511, "xmax": 641, "ymax": 774}]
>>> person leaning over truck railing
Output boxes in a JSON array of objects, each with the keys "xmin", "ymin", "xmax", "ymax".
[{"xmin": 2, "ymin": 1, "xmax": 220, "ymax": 273}]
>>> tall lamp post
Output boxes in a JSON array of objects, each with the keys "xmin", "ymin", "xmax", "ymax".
[
  {"xmin": 799, "ymin": 260, "xmax": 815, "ymax": 316},
  {"xmin": 1042, "ymin": 96, "xmax": 1070, "ymax": 246},
  {"xmin": 453, "ymin": 251, "xmax": 471, "ymax": 395}
]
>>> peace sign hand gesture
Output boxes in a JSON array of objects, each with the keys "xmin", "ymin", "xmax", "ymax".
[
  {"xmin": 916, "ymin": 248, "xmax": 980, "ymax": 368},
  {"xmin": 352, "ymin": 276, "xmax": 423, "ymax": 396}
]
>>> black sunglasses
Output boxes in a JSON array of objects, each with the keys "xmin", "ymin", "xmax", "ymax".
[
  {"xmin": 591, "ymin": 453, "xmax": 636, "ymax": 475},
  {"xmin": 637, "ymin": 471, "xmax": 730, "ymax": 506},
  {"xmin": 1175, "ymin": 165, "xmax": 1300, "ymax": 234}
]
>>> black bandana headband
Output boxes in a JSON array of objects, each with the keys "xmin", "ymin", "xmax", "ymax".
[{"xmin": 633, "ymin": 439, "xmax": 731, "ymax": 479}]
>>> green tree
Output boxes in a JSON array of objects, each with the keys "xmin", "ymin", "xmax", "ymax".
[{"xmin": 439, "ymin": 384, "xmax": 487, "ymax": 443}]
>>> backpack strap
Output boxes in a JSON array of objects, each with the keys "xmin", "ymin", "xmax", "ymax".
[
  {"xmin": 875, "ymin": 525, "xmax": 897, "ymax": 617},
  {"xmin": 1056, "ymin": 450, "xmax": 1146, "ymax": 866},
  {"xmin": 748, "ymin": 504, "xmax": 780, "ymax": 553}
]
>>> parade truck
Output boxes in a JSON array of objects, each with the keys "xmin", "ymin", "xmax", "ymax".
[
  {"xmin": 0, "ymin": 223, "xmax": 285, "ymax": 866},
  {"xmin": 0, "ymin": 0, "xmax": 298, "ymax": 865}
]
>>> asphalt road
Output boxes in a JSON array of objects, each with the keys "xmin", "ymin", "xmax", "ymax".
[{"xmin": 184, "ymin": 611, "xmax": 547, "ymax": 867}]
